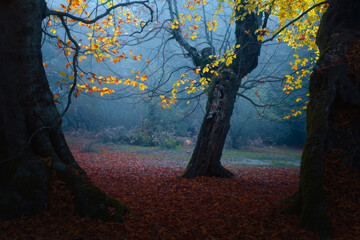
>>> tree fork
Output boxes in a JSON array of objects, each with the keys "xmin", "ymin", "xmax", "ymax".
[{"xmin": 181, "ymin": 5, "xmax": 262, "ymax": 178}]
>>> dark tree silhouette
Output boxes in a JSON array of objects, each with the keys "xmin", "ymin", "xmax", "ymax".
[
  {"xmin": 280, "ymin": 0, "xmax": 360, "ymax": 238},
  {"xmin": 0, "ymin": 0, "xmax": 151, "ymax": 220}
]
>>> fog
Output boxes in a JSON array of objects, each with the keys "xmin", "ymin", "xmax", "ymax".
[{"xmin": 41, "ymin": 0, "xmax": 313, "ymax": 150}]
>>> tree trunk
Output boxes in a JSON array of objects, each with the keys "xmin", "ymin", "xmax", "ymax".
[
  {"xmin": 0, "ymin": 0, "xmax": 128, "ymax": 221},
  {"xmin": 280, "ymin": 0, "xmax": 360, "ymax": 238},
  {"xmin": 182, "ymin": 71, "xmax": 239, "ymax": 178},
  {"xmin": 182, "ymin": 9, "xmax": 261, "ymax": 178}
]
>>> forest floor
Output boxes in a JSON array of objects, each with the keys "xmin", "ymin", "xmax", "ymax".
[
  {"xmin": 1, "ymin": 139, "xmax": 325, "ymax": 240},
  {"xmin": 103, "ymin": 143, "xmax": 302, "ymax": 168}
]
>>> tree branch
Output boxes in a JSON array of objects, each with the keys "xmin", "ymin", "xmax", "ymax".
[
  {"xmin": 261, "ymin": 1, "xmax": 329, "ymax": 44},
  {"xmin": 46, "ymin": 0, "xmax": 153, "ymax": 25}
]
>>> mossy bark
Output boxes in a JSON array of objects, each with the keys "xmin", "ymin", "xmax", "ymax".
[
  {"xmin": 0, "ymin": 0, "xmax": 128, "ymax": 221},
  {"xmin": 280, "ymin": 0, "xmax": 360, "ymax": 238}
]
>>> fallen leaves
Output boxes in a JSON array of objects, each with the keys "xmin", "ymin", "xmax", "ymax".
[{"xmin": 0, "ymin": 143, "xmax": 334, "ymax": 239}]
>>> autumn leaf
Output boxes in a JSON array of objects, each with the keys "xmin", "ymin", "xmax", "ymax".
[
  {"xmin": 138, "ymin": 83, "xmax": 147, "ymax": 90},
  {"xmin": 140, "ymin": 75, "xmax": 147, "ymax": 81}
]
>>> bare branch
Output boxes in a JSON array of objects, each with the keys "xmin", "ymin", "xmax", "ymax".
[
  {"xmin": 58, "ymin": 16, "xmax": 80, "ymax": 120},
  {"xmin": 237, "ymin": 93, "xmax": 276, "ymax": 108}
]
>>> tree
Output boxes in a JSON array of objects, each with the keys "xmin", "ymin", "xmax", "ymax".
[
  {"xmin": 156, "ymin": 0, "xmax": 326, "ymax": 178},
  {"xmin": 280, "ymin": 0, "xmax": 360, "ymax": 238},
  {"xmin": 158, "ymin": 0, "xmax": 270, "ymax": 178},
  {"xmin": 0, "ymin": 0, "xmax": 152, "ymax": 220}
]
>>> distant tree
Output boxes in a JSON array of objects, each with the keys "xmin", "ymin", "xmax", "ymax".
[
  {"xmin": 280, "ymin": 0, "xmax": 360, "ymax": 238},
  {"xmin": 0, "ymin": 0, "xmax": 152, "ymax": 220}
]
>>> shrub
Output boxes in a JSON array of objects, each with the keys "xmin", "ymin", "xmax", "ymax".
[
  {"xmin": 162, "ymin": 138, "xmax": 183, "ymax": 149},
  {"xmin": 133, "ymin": 131, "xmax": 154, "ymax": 146}
]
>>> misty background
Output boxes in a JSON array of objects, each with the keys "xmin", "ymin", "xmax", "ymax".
[{"xmin": 41, "ymin": 0, "xmax": 314, "ymax": 150}]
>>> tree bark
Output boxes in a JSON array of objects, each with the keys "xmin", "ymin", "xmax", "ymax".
[
  {"xmin": 0, "ymin": 0, "xmax": 128, "ymax": 221},
  {"xmin": 279, "ymin": 0, "xmax": 360, "ymax": 238},
  {"xmin": 182, "ymin": 8, "xmax": 262, "ymax": 178},
  {"xmin": 182, "ymin": 71, "xmax": 239, "ymax": 178}
]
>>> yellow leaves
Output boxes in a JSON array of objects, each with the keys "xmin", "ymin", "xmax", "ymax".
[
  {"xmin": 283, "ymin": 115, "xmax": 291, "ymax": 120},
  {"xmin": 140, "ymin": 75, "xmax": 148, "ymax": 81},
  {"xmin": 59, "ymin": 72, "xmax": 67, "ymax": 77},
  {"xmin": 138, "ymin": 83, "xmax": 147, "ymax": 91},
  {"xmin": 50, "ymin": 28, "xmax": 56, "ymax": 34},
  {"xmin": 202, "ymin": 66, "xmax": 210, "ymax": 73},
  {"xmin": 194, "ymin": 15, "xmax": 201, "ymax": 22},
  {"xmin": 244, "ymin": 3, "xmax": 256, "ymax": 13},
  {"xmin": 132, "ymin": 54, "xmax": 142, "ymax": 61},
  {"xmin": 290, "ymin": 62, "xmax": 298, "ymax": 70},
  {"xmin": 207, "ymin": 20, "xmax": 218, "ymax": 32},
  {"xmin": 292, "ymin": 111, "xmax": 302, "ymax": 117},
  {"xmin": 213, "ymin": 6, "xmax": 224, "ymax": 17},
  {"xmin": 301, "ymin": 58, "xmax": 309, "ymax": 66},
  {"xmin": 283, "ymin": 109, "xmax": 303, "ymax": 119},
  {"xmin": 255, "ymin": 28, "xmax": 270, "ymax": 41},
  {"xmin": 187, "ymin": 86, "xmax": 197, "ymax": 94},
  {"xmin": 200, "ymin": 77, "xmax": 210, "ymax": 85},
  {"xmin": 78, "ymin": 55, "xmax": 87, "ymax": 62},
  {"xmin": 272, "ymin": 0, "xmax": 327, "ymax": 53},
  {"xmin": 83, "ymin": 70, "xmax": 148, "ymax": 95},
  {"xmin": 226, "ymin": 55, "xmax": 235, "ymax": 66},
  {"xmin": 172, "ymin": 20, "xmax": 180, "ymax": 29},
  {"xmin": 53, "ymin": 94, "xmax": 60, "ymax": 98},
  {"xmin": 43, "ymin": 63, "xmax": 48, "ymax": 67},
  {"xmin": 285, "ymin": 75, "xmax": 294, "ymax": 84},
  {"xmin": 160, "ymin": 95, "xmax": 175, "ymax": 110},
  {"xmin": 189, "ymin": 32, "xmax": 197, "ymax": 40}
]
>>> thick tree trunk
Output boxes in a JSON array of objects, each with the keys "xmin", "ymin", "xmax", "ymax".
[
  {"xmin": 280, "ymin": 0, "xmax": 360, "ymax": 238},
  {"xmin": 182, "ymin": 71, "xmax": 239, "ymax": 178},
  {"xmin": 0, "ymin": 0, "xmax": 128, "ymax": 221},
  {"xmin": 182, "ymin": 9, "xmax": 261, "ymax": 178}
]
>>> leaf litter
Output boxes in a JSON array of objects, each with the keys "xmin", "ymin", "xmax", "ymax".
[{"xmin": 0, "ymin": 144, "xmax": 354, "ymax": 239}]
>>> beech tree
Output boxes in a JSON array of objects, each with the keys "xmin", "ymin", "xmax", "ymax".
[
  {"xmin": 182, "ymin": 3, "xmax": 266, "ymax": 178},
  {"xmin": 280, "ymin": 0, "xmax": 360, "ymax": 238},
  {"xmin": 0, "ymin": 0, "xmax": 152, "ymax": 220},
  {"xmin": 151, "ymin": 0, "xmax": 327, "ymax": 178}
]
